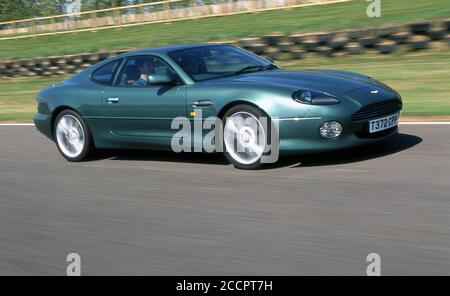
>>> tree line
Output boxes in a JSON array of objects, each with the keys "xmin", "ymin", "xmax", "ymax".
[{"xmin": 0, "ymin": 0, "xmax": 152, "ymax": 22}]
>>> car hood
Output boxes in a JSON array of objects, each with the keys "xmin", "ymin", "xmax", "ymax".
[{"xmin": 205, "ymin": 69, "xmax": 394, "ymax": 96}]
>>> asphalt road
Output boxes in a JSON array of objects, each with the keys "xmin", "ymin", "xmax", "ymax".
[{"xmin": 0, "ymin": 125, "xmax": 449, "ymax": 275}]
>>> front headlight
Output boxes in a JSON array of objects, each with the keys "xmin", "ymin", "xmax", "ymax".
[{"xmin": 292, "ymin": 90, "xmax": 340, "ymax": 105}]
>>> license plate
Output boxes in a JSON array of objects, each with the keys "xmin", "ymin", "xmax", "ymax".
[{"xmin": 369, "ymin": 113, "xmax": 399, "ymax": 133}]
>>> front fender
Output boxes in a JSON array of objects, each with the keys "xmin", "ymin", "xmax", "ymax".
[{"xmin": 187, "ymin": 83, "xmax": 312, "ymax": 120}]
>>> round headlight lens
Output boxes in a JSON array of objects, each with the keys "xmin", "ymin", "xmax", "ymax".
[
  {"xmin": 319, "ymin": 121, "xmax": 343, "ymax": 139},
  {"xmin": 299, "ymin": 91, "xmax": 313, "ymax": 103},
  {"xmin": 292, "ymin": 90, "xmax": 340, "ymax": 105},
  {"xmin": 292, "ymin": 90, "xmax": 312, "ymax": 104}
]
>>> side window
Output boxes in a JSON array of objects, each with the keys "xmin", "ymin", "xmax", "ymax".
[
  {"xmin": 115, "ymin": 56, "xmax": 181, "ymax": 87},
  {"xmin": 92, "ymin": 59, "xmax": 121, "ymax": 85}
]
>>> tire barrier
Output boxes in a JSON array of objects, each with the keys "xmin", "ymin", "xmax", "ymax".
[
  {"xmin": 345, "ymin": 43, "xmax": 364, "ymax": 55},
  {"xmin": 245, "ymin": 43, "xmax": 266, "ymax": 55},
  {"xmin": 410, "ymin": 21, "xmax": 431, "ymax": 35},
  {"xmin": 263, "ymin": 33, "xmax": 285, "ymax": 46},
  {"xmin": 0, "ymin": 50, "xmax": 127, "ymax": 78},
  {"xmin": 345, "ymin": 28, "xmax": 369, "ymax": 40},
  {"xmin": 358, "ymin": 36, "xmax": 379, "ymax": 48},
  {"xmin": 300, "ymin": 35, "xmax": 319, "ymax": 52},
  {"xmin": 278, "ymin": 42, "xmax": 294, "ymax": 53},
  {"xmin": 290, "ymin": 49, "xmax": 305, "ymax": 60},
  {"xmin": 428, "ymin": 28, "xmax": 446, "ymax": 41},
  {"xmin": 376, "ymin": 26, "xmax": 401, "ymax": 38},
  {"xmin": 390, "ymin": 32, "xmax": 410, "ymax": 44},
  {"xmin": 410, "ymin": 35, "xmax": 430, "ymax": 51},
  {"xmin": 1, "ymin": 19, "xmax": 449, "ymax": 78},
  {"xmin": 239, "ymin": 37, "xmax": 262, "ymax": 48},
  {"xmin": 328, "ymin": 37, "xmax": 349, "ymax": 50},
  {"xmin": 377, "ymin": 41, "xmax": 397, "ymax": 54},
  {"xmin": 316, "ymin": 33, "xmax": 335, "ymax": 44},
  {"xmin": 264, "ymin": 47, "xmax": 281, "ymax": 60},
  {"xmin": 313, "ymin": 46, "xmax": 329, "ymax": 57},
  {"xmin": 288, "ymin": 34, "xmax": 305, "ymax": 45}
]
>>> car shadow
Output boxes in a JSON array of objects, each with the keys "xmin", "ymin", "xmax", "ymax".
[
  {"xmin": 265, "ymin": 132, "xmax": 423, "ymax": 169},
  {"xmin": 98, "ymin": 149, "xmax": 229, "ymax": 166},
  {"xmin": 99, "ymin": 133, "xmax": 422, "ymax": 169}
]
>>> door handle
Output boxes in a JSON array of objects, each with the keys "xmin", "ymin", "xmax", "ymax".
[
  {"xmin": 192, "ymin": 100, "xmax": 213, "ymax": 107},
  {"xmin": 107, "ymin": 97, "xmax": 119, "ymax": 104}
]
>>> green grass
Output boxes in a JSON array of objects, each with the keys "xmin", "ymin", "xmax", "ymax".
[
  {"xmin": 1, "ymin": 48, "xmax": 449, "ymax": 122},
  {"xmin": 1, "ymin": 0, "xmax": 449, "ymax": 60},
  {"xmin": 0, "ymin": 76, "xmax": 66, "ymax": 122}
]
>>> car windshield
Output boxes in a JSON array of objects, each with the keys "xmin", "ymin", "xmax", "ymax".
[{"xmin": 168, "ymin": 45, "xmax": 277, "ymax": 82}]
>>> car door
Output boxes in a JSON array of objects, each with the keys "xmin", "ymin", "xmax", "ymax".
[{"xmin": 102, "ymin": 55, "xmax": 187, "ymax": 147}]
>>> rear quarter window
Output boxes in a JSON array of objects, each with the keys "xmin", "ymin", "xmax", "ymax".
[{"xmin": 92, "ymin": 59, "xmax": 122, "ymax": 85}]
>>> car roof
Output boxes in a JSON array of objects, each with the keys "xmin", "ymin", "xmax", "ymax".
[{"xmin": 119, "ymin": 43, "xmax": 226, "ymax": 57}]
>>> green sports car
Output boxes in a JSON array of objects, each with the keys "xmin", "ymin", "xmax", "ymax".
[{"xmin": 34, "ymin": 44, "xmax": 402, "ymax": 169}]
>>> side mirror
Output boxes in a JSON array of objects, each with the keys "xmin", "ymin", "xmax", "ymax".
[{"xmin": 148, "ymin": 73, "xmax": 174, "ymax": 85}]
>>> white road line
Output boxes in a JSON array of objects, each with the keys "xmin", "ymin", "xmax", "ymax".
[
  {"xmin": 399, "ymin": 122, "xmax": 450, "ymax": 125},
  {"xmin": 0, "ymin": 123, "xmax": 34, "ymax": 126}
]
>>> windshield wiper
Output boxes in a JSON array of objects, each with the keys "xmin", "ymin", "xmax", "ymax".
[{"xmin": 233, "ymin": 64, "xmax": 277, "ymax": 76}]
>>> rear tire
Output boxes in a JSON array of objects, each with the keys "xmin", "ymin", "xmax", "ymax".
[
  {"xmin": 222, "ymin": 104, "xmax": 273, "ymax": 170},
  {"xmin": 53, "ymin": 110, "xmax": 94, "ymax": 162}
]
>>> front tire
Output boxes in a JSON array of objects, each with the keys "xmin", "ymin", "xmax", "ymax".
[
  {"xmin": 223, "ymin": 105, "xmax": 272, "ymax": 170},
  {"xmin": 54, "ymin": 110, "xmax": 94, "ymax": 162}
]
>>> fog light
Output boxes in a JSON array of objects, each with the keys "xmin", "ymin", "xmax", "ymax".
[{"xmin": 319, "ymin": 121, "xmax": 342, "ymax": 139}]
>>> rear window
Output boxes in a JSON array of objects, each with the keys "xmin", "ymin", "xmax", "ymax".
[{"xmin": 92, "ymin": 59, "xmax": 121, "ymax": 85}]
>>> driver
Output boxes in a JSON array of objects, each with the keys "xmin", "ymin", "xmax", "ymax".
[{"xmin": 133, "ymin": 59, "xmax": 154, "ymax": 86}]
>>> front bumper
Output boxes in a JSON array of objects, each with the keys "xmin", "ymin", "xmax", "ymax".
[{"xmin": 276, "ymin": 116, "xmax": 398, "ymax": 155}]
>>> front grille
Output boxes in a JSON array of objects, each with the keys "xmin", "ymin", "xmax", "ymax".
[{"xmin": 351, "ymin": 99, "xmax": 402, "ymax": 121}]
